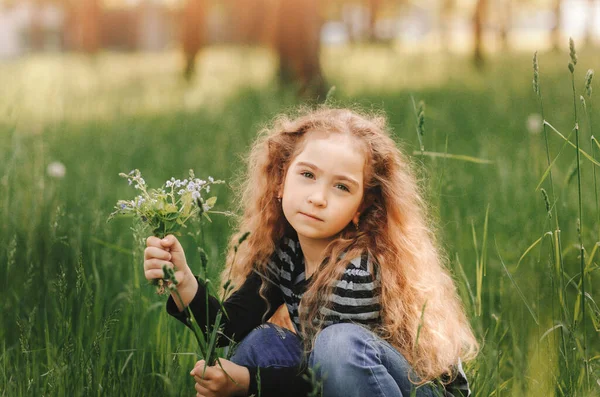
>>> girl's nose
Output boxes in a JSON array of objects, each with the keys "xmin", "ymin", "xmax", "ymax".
[{"xmin": 308, "ymin": 190, "xmax": 327, "ymax": 207}]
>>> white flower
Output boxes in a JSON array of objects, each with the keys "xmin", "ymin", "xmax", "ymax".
[
  {"xmin": 166, "ymin": 180, "xmax": 173, "ymax": 188},
  {"xmin": 192, "ymin": 191, "xmax": 201, "ymax": 200},
  {"xmin": 187, "ymin": 182, "xmax": 195, "ymax": 191},
  {"xmin": 527, "ymin": 113, "xmax": 543, "ymax": 134},
  {"xmin": 202, "ymin": 203, "xmax": 211, "ymax": 212},
  {"xmin": 178, "ymin": 189, "xmax": 186, "ymax": 196},
  {"xmin": 208, "ymin": 176, "xmax": 214, "ymax": 183},
  {"xmin": 47, "ymin": 161, "xmax": 66, "ymax": 178},
  {"xmin": 206, "ymin": 186, "xmax": 210, "ymax": 193},
  {"xmin": 175, "ymin": 179, "xmax": 181, "ymax": 188}
]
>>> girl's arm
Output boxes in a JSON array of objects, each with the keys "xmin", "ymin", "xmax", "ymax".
[{"xmin": 166, "ymin": 269, "xmax": 285, "ymax": 346}]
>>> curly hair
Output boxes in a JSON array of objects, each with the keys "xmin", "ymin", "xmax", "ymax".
[{"xmin": 220, "ymin": 105, "xmax": 479, "ymax": 384}]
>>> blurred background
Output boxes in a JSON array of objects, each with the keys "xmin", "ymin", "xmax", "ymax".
[{"xmin": 1, "ymin": 1, "xmax": 600, "ymax": 396}]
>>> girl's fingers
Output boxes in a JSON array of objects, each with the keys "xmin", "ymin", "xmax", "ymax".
[
  {"xmin": 144, "ymin": 246, "xmax": 172, "ymax": 261},
  {"xmin": 193, "ymin": 373, "xmax": 212, "ymax": 384},
  {"xmin": 146, "ymin": 236, "xmax": 162, "ymax": 248},
  {"xmin": 144, "ymin": 268, "xmax": 174, "ymax": 281},
  {"xmin": 194, "ymin": 382, "xmax": 211, "ymax": 396},
  {"xmin": 144, "ymin": 259, "xmax": 174, "ymax": 271}
]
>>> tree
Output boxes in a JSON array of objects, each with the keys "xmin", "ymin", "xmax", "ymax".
[
  {"xmin": 473, "ymin": 0, "xmax": 487, "ymax": 67},
  {"xmin": 439, "ymin": 0, "xmax": 455, "ymax": 52},
  {"xmin": 498, "ymin": 0, "xmax": 512, "ymax": 51},
  {"xmin": 551, "ymin": 0, "xmax": 562, "ymax": 51},
  {"xmin": 181, "ymin": 0, "xmax": 206, "ymax": 81},
  {"xmin": 367, "ymin": 0, "xmax": 382, "ymax": 41},
  {"xmin": 77, "ymin": 0, "xmax": 101, "ymax": 54},
  {"xmin": 270, "ymin": 0, "xmax": 327, "ymax": 99}
]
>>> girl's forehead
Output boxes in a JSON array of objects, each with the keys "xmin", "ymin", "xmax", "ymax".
[
  {"xmin": 299, "ymin": 129, "xmax": 365, "ymax": 154},
  {"xmin": 292, "ymin": 132, "xmax": 367, "ymax": 177}
]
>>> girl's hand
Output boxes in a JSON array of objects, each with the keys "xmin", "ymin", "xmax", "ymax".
[
  {"xmin": 191, "ymin": 359, "xmax": 250, "ymax": 397},
  {"xmin": 144, "ymin": 234, "xmax": 198, "ymax": 308}
]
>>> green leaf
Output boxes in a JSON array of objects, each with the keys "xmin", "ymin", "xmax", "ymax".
[{"xmin": 205, "ymin": 196, "xmax": 217, "ymax": 208}]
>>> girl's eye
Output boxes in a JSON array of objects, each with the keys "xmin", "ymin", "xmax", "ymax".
[
  {"xmin": 336, "ymin": 184, "xmax": 350, "ymax": 192},
  {"xmin": 301, "ymin": 171, "xmax": 314, "ymax": 179}
]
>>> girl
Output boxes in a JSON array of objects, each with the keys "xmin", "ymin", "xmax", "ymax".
[{"xmin": 143, "ymin": 107, "xmax": 479, "ymax": 397}]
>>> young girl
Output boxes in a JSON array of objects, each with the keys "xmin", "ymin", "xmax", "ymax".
[{"xmin": 143, "ymin": 107, "xmax": 479, "ymax": 397}]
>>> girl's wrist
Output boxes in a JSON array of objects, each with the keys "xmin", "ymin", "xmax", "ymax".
[
  {"xmin": 171, "ymin": 273, "xmax": 198, "ymax": 311},
  {"xmin": 232, "ymin": 365, "xmax": 250, "ymax": 396}
]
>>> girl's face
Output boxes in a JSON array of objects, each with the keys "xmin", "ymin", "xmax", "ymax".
[{"xmin": 280, "ymin": 132, "xmax": 366, "ymax": 245}]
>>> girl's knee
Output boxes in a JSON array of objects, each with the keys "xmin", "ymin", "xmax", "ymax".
[
  {"xmin": 230, "ymin": 323, "xmax": 302, "ymax": 368},
  {"xmin": 310, "ymin": 323, "xmax": 374, "ymax": 368}
]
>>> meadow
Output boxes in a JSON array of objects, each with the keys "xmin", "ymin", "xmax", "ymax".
[{"xmin": 1, "ymin": 44, "xmax": 599, "ymax": 396}]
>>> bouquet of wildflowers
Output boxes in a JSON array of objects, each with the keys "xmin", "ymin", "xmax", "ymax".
[
  {"xmin": 108, "ymin": 168, "xmax": 227, "ymax": 294},
  {"xmin": 108, "ymin": 168, "xmax": 246, "ymax": 376},
  {"xmin": 108, "ymin": 169, "xmax": 225, "ymax": 237}
]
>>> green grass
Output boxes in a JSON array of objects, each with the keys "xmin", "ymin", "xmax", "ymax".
[{"xmin": 1, "ymin": 44, "xmax": 599, "ymax": 396}]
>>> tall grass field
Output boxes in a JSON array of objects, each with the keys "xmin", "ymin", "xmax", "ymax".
[{"xmin": 1, "ymin": 44, "xmax": 599, "ymax": 396}]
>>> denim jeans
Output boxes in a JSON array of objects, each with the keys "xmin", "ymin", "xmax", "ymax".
[{"xmin": 230, "ymin": 322, "xmax": 437, "ymax": 397}]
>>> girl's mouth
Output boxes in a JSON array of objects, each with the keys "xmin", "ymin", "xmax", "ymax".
[{"xmin": 300, "ymin": 212, "xmax": 323, "ymax": 221}]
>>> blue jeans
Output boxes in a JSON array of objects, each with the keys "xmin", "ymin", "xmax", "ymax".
[{"xmin": 230, "ymin": 322, "xmax": 437, "ymax": 397}]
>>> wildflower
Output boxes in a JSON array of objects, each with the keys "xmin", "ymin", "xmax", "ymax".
[
  {"xmin": 569, "ymin": 37, "xmax": 577, "ymax": 66},
  {"xmin": 46, "ymin": 161, "xmax": 66, "ymax": 179},
  {"xmin": 585, "ymin": 69, "xmax": 594, "ymax": 97},
  {"xmin": 166, "ymin": 180, "xmax": 173, "ymax": 188},
  {"xmin": 208, "ymin": 176, "xmax": 214, "ymax": 183},
  {"xmin": 178, "ymin": 189, "xmax": 186, "ymax": 196},
  {"xmin": 527, "ymin": 113, "xmax": 543, "ymax": 134},
  {"xmin": 192, "ymin": 191, "xmax": 201, "ymax": 200},
  {"xmin": 568, "ymin": 38, "xmax": 577, "ymax": 74},
  {"xmin": 532, "ymin": 52, "xmax": 540, "ymax": 97},
  {"xmin": 120, "ymin": 203, "xmax": 127, "ymax": 210}
]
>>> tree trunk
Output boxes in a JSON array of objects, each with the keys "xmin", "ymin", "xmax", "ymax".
[
  {"xmin": 439, "ymin": 0, "xmax": 454, "ymax": 53},
  {"xmin": 29, "ymin": 0, "xmax": 45, "ymax": 51},
  {"xmin": 498, "ymin": 0, "xmax": 511, "ymax": 51},
  {"xmin": 181, "ymin": 0, "xmax": 206, "ymax": 81},
  {"xmin": 79, "ymin": 0, "xmax": 101, "ymax": 54},
  {"xmin": 473, "ymin": 0, "xmax": 487, "ymax": 68},
  {"xmin": 551, "ymin": 0, "xmax": 562, "ymax": 51},
  {"xmin": 367, "ymin": 0, "xmax": 382, "ymax": 42},
  {"xmin": 272, "ymin": 0, "xmax": 327, "ymax": 100}
]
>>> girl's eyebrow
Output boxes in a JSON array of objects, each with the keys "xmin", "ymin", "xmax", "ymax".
[{"xmin": 295, "ymin": 161, "xmax": 360, "ymax": 188}]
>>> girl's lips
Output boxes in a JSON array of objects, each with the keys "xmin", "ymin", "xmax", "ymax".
[{"xmin": 300, "ymin": 212, "xmax": 323, "ymax": 221}]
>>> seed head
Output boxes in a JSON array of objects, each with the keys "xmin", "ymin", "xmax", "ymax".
[
  {"xmin": 541, "ymin": 188, "xmax": 552, "ymax": 218},
  {"xmin": 532, "ymin": 52, "xmax": 540, "ymax": 97},
  {"xmin": 569, "ymin": 37, "xmax": 577, "ymax": 66},
  {"xmin": 585, "ymin": 69, "xmax": 594, "ymax": 97},
  {"xmin": 417, "ymin": 101, "xmax": 425, "ymax": 138}
]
